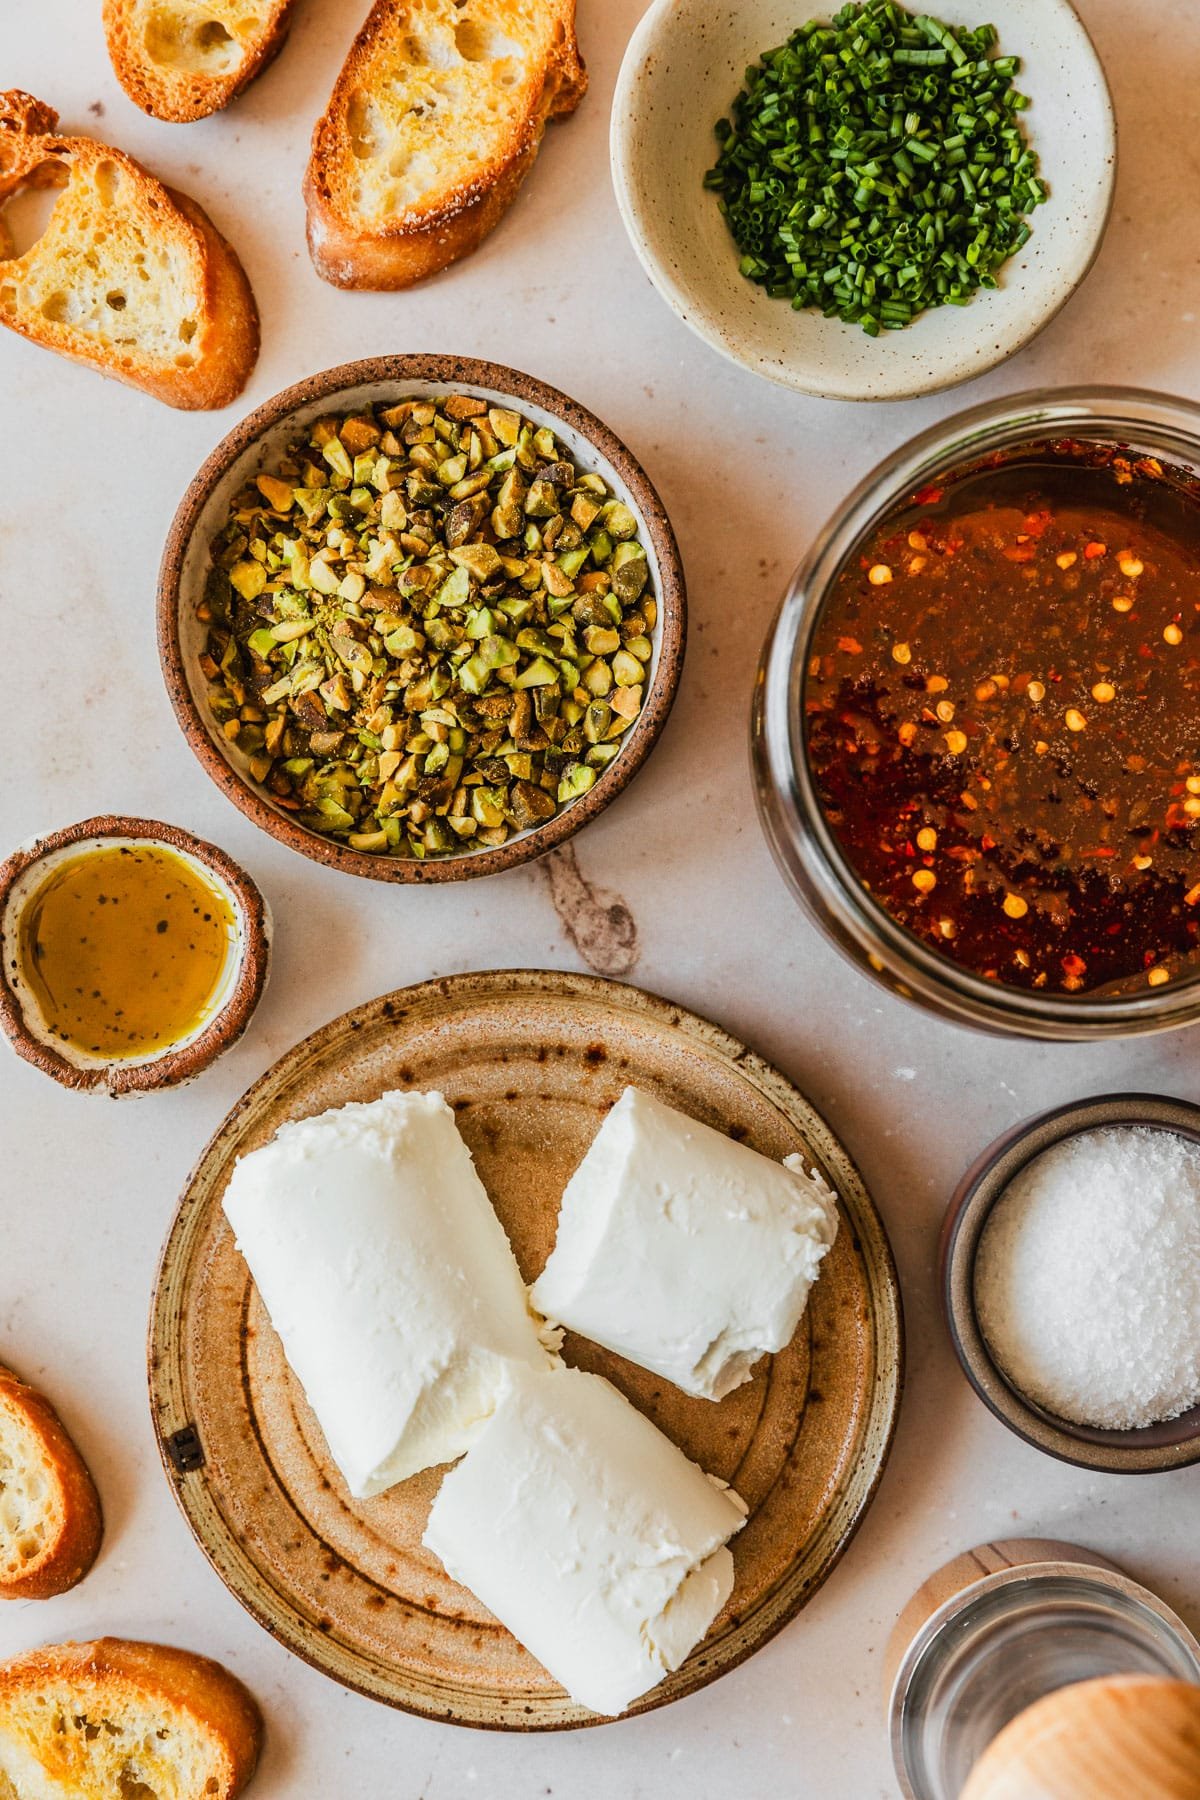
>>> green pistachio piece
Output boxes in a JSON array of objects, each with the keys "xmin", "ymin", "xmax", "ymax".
[
  {"xmin": 583, "ymin": 700, "xmax": 613, "ymax": 743},
  {"xmin": 256, "ymin": 475, "xmax": 294, "ymax": 512},
  {"xmin": 322, "ymin": 438, "xmax": 354, "ymax": 481},
  {"xmin": 229, "ymin": 560, "xmax": 267, "ymax": 601},
  {"xmin": 514, "ymin": 656, "xmax": 561, "ymax": 689},
  {"xmin": 309, "ymin": 559, "xmax": 340, "ymax": 596},
  {"xmin": 557, "ymin": 762, "xmax": 597, "ymax": 803},
  {"xmin": 525, "ymin": 478, "xmax": 561, "ymax": 519},
  {"xmin": 449, "ymin": 543, "xmax": 503, "ymax": 582},
  {"xmin": 471, "ymin": 786, "xmax": 507, "ymax": 827},
  {"xmin": 601, "ymin": 501, "xmax": 638, "ymax": 541}
]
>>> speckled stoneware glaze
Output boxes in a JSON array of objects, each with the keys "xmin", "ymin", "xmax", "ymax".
[
  {"xmin": 158, "ymin": 355, "xmax": 686, "ymax": 883},
  {"xmin": 612, "ymin": 0, "xmax": 1116, "ymax": 401},
  {"xmin": 0, "ymin": 816, "xmax": 270, "ymax": 1097},
  {"xmin": 149, "ymin": 969, "xmax": 903, "ymax": 1728},
  {"xmin": 942, "ymin": 1094, "xmax": 1200, "ymax": 1474}
]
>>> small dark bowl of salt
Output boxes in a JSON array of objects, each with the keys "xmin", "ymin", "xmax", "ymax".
[{"xmin": 942, "ymin": 1093, "xmax": 1200, "ymax": 1474}]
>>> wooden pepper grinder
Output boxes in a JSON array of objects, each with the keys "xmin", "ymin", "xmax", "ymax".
[{"xmin": 961, "ymin": 1676, "xmax": 1200, "ymax": 1799}]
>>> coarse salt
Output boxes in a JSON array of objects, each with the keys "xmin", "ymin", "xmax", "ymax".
[{"xmin": 974, "ymin": 1126, "xmax": 1200, "ymax": 1431}]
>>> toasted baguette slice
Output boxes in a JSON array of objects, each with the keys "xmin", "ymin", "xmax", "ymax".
[
  {"xmin": 304, "ymin": 0, "xmax": 587, "ymax": 289},
  {"xmin": 0, "ymin": 1639, "xmax": 261, "ymax": 1800},
  {"xmin": 0, "ymin": 92, "xmax": 259, "ymax": 409},
  {"xmin": 103, "ymin": 0, "xmax": 300, "ymax": 123},
  {"xmin": 0, "ymin": 1366, "xmax": 102, "ymax": 1601}
]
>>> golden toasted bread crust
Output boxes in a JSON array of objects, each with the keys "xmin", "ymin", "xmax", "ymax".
[
  {"xmin": 0, "ymin": 92, "xmax": 259, "ymax": 409},
  {"xmin": 304, "ymin": 0, "xmax": 587, "ymax": 289},
  {"xmin": 102, "ymin": 0, "xmax": 299, "ymax": 123},
  {"xmin": 0, "ymin": 1638, "xmax": 262, "ymax": 1798},
  {"xmin": 0, "ymin": 1366, "xmax": 103, "ymax": 1602}
]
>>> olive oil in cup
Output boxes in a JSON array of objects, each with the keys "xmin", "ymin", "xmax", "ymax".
[
  {"xmin": 17, "ymin": 845, "xmax": 235, "ymax": 1060},
  {"xmin": 0, "ymin": 818, "xmax": 270, "ymax": 1095}
]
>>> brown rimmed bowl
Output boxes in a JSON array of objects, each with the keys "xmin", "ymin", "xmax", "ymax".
[
  {"xmin": 158, "ymin": 355, "xmax": 687, "ymax": 884},
  {"xmin": 0, "ymin": 816, "xmax": 270, "ymax": 1097},
  {"xmin": 941, "ymin": 1093, "xmax": 1200, "ymax": 1474}
]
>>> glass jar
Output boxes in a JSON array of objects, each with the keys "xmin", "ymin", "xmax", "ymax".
[
  {"xmin": 887, "ymin": 1543, "xmax": 1200, "ymax": 1800},
  {"xmin": 753, "ymin": 387, "xmax": 1200, "ymax": 1040}
]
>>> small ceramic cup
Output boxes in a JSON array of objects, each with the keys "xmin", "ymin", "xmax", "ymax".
[
  {"xmin": 0, "ymin": 816, "xmax": 270, "ymax": 1097},
  {"xmin": 941, "ymin": 1094, "xmax": 1200, "ymax": 1473}
]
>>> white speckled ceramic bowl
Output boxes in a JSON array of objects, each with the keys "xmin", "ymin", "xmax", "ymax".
[{"xmin": 611, "ymin": 0, "xmax": 1116, "ymax": 401}]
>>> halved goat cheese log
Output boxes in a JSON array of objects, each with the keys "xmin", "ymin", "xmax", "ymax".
[
  {"xmin": 423, "ymin": 1364, "xmax": 747, "ymax": 1715},
  {"xmin": 531, "ymin": 1087, "xmax": 839, "ymax": 1402},
  {"xmin": 222, "ymin": 1090, "xmax": 555, "ymax": 1498}
]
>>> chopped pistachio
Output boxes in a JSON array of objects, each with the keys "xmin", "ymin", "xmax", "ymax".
[{"xmin": 202, "ymin": 394, "xmax": 656, "ymax": 859}]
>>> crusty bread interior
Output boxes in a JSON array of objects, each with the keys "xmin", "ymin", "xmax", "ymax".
[
  {"xmin": 304, "ymin": 0, "xmax": 585, "ymax": 286},
  {"xmin": 0, "ymin": 1394, "xmax": 64, "ymax": 1591},
  {"xmin": 135, "ymin": 1, "xmax": 281, "ymax": 79},
  {"xmin": 1, "ymin": 154, "xmax": 206, "ymax": 365},
  {"xmin": 103, "ymin": 0, "xmax": 298, "ymax": 122},
  {"xmin": 338, "ymin": 0, "xmax": 580, "ymax": 225},
  {"xmin": 0, "ymin": 1640, "xmax": 260, "ymax": 1800}
]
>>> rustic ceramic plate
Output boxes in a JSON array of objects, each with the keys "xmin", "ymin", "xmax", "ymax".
[{"xmin": 149, "ymin": 970, "xmax": 902, "ymax": 1728}]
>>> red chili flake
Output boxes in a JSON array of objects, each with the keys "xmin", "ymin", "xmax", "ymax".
[
  {"xmin": 1084, "ymin": 541, "xmax": 1108, "ymax": 559},
  {"xmin": 913, "ymin": 485, "xmax": 944, "ymax": 506},
  {"xmin": 837, "ymin": 636, "xmax": 863, "ymax": 654},
  {"xmin": 1062, "ymin": 953, "xmax": 1087, "ymax": 979}
]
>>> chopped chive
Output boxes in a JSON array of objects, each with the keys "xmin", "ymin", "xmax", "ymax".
[{"xmin": 705, "ymin": 0, "xmax": 1045, "ymax": 334}]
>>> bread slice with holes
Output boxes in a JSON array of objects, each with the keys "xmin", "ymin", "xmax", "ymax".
[
  {"xmin": 304, "ymin": 0, "xmax": 587, "ymax": 289},
  {"xmin": 0, "ymin": 1639, "xmax": 262, "ymax": 1800},
  {"xmin": 103, "ymin": 0, "xmax": 300, "ymax": 123},
  {"xmin": 0, "ymin": 92, "xmax": 259, "ymax": 409},
  {"xmin": 0, "ymin": 1366, "xmax": 103, "ymax": 1602}
]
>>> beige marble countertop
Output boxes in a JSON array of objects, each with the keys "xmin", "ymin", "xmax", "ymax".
[{"xmin": 2, "ymin": 1, "xmax": 1199, "ymax": 1793}]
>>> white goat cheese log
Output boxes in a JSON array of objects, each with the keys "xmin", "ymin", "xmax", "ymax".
[
  {"xmin": 423, "ymin": 1363, "xmax": 747, "ymax": 1714},
  {"xmin": 531, "ymin": 1086, "xmax": 839, "ymax": 1401},
  {"xmin": 222, "ymin": 1090, "xmax": 555, "ymax": 1498}
]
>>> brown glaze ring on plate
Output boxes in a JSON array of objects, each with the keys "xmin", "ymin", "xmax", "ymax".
[
  {"xmin": 0, "ymin": 815, "xmax": 270, "ymax": 1096},
  {"xmin": 157, "ymin": 355, "xmax": 687, "ymax": 884},
  {"xmin": 941, "ymin": 1092, "xmax": 1200, "ymax": 1474},
  {"xmin": 148, "ymin": 968, "xmax": 903, "ymax": 1728}
]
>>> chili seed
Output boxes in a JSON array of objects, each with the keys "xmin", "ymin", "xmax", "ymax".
[
  {"xmin": 871, "ymin": 564, "xmax": 894, "ymax": 586},
  {"xmin": 911, "ymin": 869, "xmax": 937, "ymax": 893},
  {"xmin": 936, "ymin": 700, "xmax": 956, "ymax": 723},
  {"xmin": 1164, "ymin": 623, "xmax": 1183, "ymax": 645},
  {"xmin": 1091, "ymin": 682, "xmax": 1116, "ymax": 703},
  {"xmin": 916, "ymin": 826, "xmax": 938, "ymax": 852},
  {"xmin": 1148, "ymin": 967, "xmax": 1170, "ymax": 986},
  {"xmin": 1119, "ymin": 554, "xmax": 1144, "ymax": 578},
  {"xmin": 1002, "ymin": 893, "xmax": 1028, "ymax": 920},
  {"xmin": 1055, "ymin": 551, "xmax": 1078, "ymax": 570},
  {"xmin": 1026, "ymin": 680, "xmax": 1046, "ymax": 703},
  {"xmin": 892, "ymin": 641, "xmax": 912, "ymax": 664},
  {"xmin": 1065, "ymin": 709, "xmax": 1087, "ymax": 731},
  {"xmin": 1112, "ymin": 595, "xmax": 1134, "ymax": 613},
  {"xmin": 945, "ymin": 730, "xmax": 968, "ymax": 755}
]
